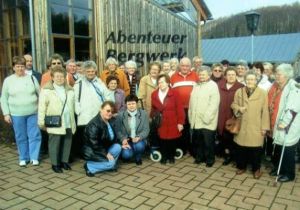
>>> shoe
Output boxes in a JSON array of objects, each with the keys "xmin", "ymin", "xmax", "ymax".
[
  {"xmin": 84, "ymin": 163, "xmax": 95, "ymax": 177},
  {"xmin": 253, "ymin": 169, "xmax": 263, "ymax": 179},
  {"xmin": 32, "ymin": 160, "xmax": 39, "ymax": 166},
  {"xmin": 278, "ymin": 175, "xmax": 294, "ymax": 182},
  {"xmin": 160, "ymin": 159, "xmax": 167, "ymax": 165},
  {"xmin": 169, "ymin": 158, "xmax": 175, "ymax": 164},
  {"xmin": 206, "ymin": 162, "xmax": 214, "ymax": 168},
  {"xmin": 135, "ymin": 160, "xmax": 142, "ymax": 165},
  {"xmin": 222, "ymin": 157, "xmax": 232, "ymax": 166},
  {"xmin": 269, "ymin": 168, "xmax": 278, "ymax": 177},
  {"xmin": 194, "ymin": 159, "xmax": 204, "ymax": 164},
  {"xmin": 19, "ymin": 160, "xmax": 27, "ymax": 167},
  {"xmin": 236, "ymin": 169, "xmax": 246, "ymax": 175},
  {"xmin": 61, "ymin": 162, "xmax": 72, "ymax": 170},
  {"xmin": 52, "ymin": 165, "xmax": 63, "ymax": 173}
]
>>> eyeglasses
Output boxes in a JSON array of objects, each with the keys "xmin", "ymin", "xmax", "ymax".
[{"xmin": 51, "ymin": 62, "xmax": 61, "ymax": 65}]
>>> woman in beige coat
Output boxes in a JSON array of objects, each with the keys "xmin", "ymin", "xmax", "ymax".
[
  {"xmin": 231, "ymin": 71, "xmax": 269, "ymax": 179},
  {"xmin": 138, "ymin": 62, "xmax": 160, "ymax": 115},
  {"xmin": 38, "ymin": 66, "xmax": 76, "ymax": 173}
]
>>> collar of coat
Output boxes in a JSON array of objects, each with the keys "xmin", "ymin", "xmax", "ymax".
[
  {"xmin": 43, "ymin": 80, "xmax": 73, "ymax": 91},
  {"xmin": 120, "ymin": 109, "xmax": 144, "ymax": 133}
]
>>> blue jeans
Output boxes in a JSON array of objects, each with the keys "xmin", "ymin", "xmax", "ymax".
[
  {"xmin": 87, "ymin": 143, "xmax": 121, "ymax": 173},
  {"xmin": 11, "ymin": 114, "xmax": 41, "ymax": 161},
  {"xmin": 122, "ymin": 139, "xmax": 146, "ymax": 161}
]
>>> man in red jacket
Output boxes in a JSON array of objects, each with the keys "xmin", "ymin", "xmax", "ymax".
[{"xmin": 170, "ymin": 57, "xmax": 199, "ymax": 155}]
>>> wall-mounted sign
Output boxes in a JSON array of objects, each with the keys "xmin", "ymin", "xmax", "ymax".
[{"xmin": 105, "ymin": 30, "xmax": 187, "ymax": 66}]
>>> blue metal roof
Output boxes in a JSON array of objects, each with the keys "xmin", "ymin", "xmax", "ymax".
[{"xmin": 202, "ymin": 33, "xmax": 300, "ymax": 64}]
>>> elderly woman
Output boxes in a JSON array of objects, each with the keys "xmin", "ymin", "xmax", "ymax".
[
  {"xmin": 116, "ymin": 94, "xmax": 149, "ymax": 165},
  {"xmin": 191, "ymin": 56, "xmax": 203, "ymax": 72},
  {"xmin": 125, "ymin": 60, "xmax": 140, "ymax": 95},
  {"xmin": 138, "ymin": 61, "xmax": 161, "ymax": 116},
  {"xmin": 106, "ymin": 75, "xmax": 126, "ymax": 113},
  {"xmin": 268, "ymin": 64, "xmax": 300, "ymax": 182},
  {"xmin": 217, "ymin": 67, "xmax": 244, "ymax": 165},
  {"xmin": 232, "ymin": 71, "xmax": 270, "ymax": 179},
  {"xmin": 151, "ymin": 74, "xmax": 185, "ymax": 164},
  {"xmin": 161, "ymin": 60, "xmax": 171, "ymax": 75},
  {"xmin": 169, "ymin": 58, "xmax": 179, "ymax": 77},
  {"xmin": 82, "ymin": 101, "xmax": 121, "ymax": 177},
  {"xmin": 100, "ymin": 57, "xmax": 130, "ymax": 96},
  {"xmin": 211, "ymin": 63, "xmax": 224, "ymax": 83},
  {"xmin": 74, "ymin": 60, "xmax": 112, "ymax": 159},
  {"xmin": 38, "ymin": 66, "xmax": 76, "ymax": 173},
  {"xmin": 253, "ymin": 62, "xmax": 272, "ymax": 91},
  {"xmin": 1, "ymin": 56, "xmax": 41, "ymax": 166},
  {"xmin": 189, "ymin": 67, "xmax": 220, "ymax": 167}
]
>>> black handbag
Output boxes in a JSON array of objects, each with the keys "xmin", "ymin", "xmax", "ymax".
[
  {"xmin": 151, "ymin": 112, "xmax": 162, "ymax": 129},
  {"xmin": 44, "ymin": 95, "xmax": 67, "ymax": 128}
]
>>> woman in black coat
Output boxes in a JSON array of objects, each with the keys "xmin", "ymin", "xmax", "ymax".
[{"xmin": 82, "ymin": 101, "xmax": 121, "ymax": 177}]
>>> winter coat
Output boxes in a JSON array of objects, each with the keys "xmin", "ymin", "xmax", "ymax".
[
  {"xmin": 74, "ymin": 77, "xmax": 112, "ymax": 126},
  {"xmin": 189, "ymin": 80, "xmax": 220, "ymax": 130},
  {"xmin": 38, "ymin": 81, "xmax": 76, "ymax": 135},
  {"xmin": 116, "ymin": 108, "xmax": 150, "ymax": 142},
  {"xmin": 112, "ymin": 88, "xmax": 126, "ymax": 112},
  {"xmin": 231, "ymin": 87, "xmax": 270, "ymax": 147},
  {"xmin": 151, "ymin": 88, "xmax": 185, "ymax": 140},
  {"xmin": 82, "ymin": 114, "xmax": 119, "ymax": 162},
  {"xmin": 138, "ymin": 75, "xmax": 157, "ymax": 116},
  {"xmin": 217, "ymin": 79, "xmax": 244, "ymax": 135},
  {"xmin": 272, "ymin": 79, "xmax": 300, "ymax": 146}
]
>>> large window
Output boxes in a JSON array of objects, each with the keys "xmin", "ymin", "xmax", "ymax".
[
  {"xmin": 50, "ymin": 0, "xmax": 94, "ymax": 61},
  {"xmin": 0, "ymin": 0, "xmax": 30, "ymax": 80}
]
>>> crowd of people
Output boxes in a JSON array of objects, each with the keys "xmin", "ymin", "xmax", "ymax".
[{"xmin": 1, "ymin": 53, "xmax": 299, "ymax": 182}]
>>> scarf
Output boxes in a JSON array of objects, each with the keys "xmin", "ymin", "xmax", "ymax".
[{"xmin": 127, "ymin": 110, "xmax": 137, "ymax": 138}]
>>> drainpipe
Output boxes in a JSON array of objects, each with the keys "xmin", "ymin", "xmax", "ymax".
[{"xmin": 29, "ymin": 0, "xmax": 36, "ymax": 70}]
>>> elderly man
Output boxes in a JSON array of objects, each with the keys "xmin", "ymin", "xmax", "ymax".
[
  {"xmin": 66, "ymin": 59, "xmax": 79, "ymax": 85},
  {"xmin": 170, "ymin": 57, "xmax": 199, "ymax": 155},
  {"xmin": 73, "ymin": 60, "xmax": 113, "ymax": 159},
  {"xmin": 100, "ymin": 57, "xmax": 130, "ymax": 96},
  {"xmin": 236, "ymin": 60, "xmax": 248, "ymax": 85},
  {"xmin": 24, "ymin": 54, "xmax": 42, "ymax": 84},
  {"xmin": 191, "ymin": 56, "xmax": 203, "ymax": 72}
]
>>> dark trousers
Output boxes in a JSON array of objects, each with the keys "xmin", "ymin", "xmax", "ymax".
[
  {"xmin": 192, "ymin": 128, "xmax": 215, "ymax": 164},
  {"xmin": 179, "ymin": 108, "xmax": 191, "ymax": 154},
  {"xmin": 48, "ymin": 129, "xmax": 72, "ymax": 166},
  {"xmin": 263, "ymin": 136, "xmax": 273, "ymax": 157},
  {"xmin": 236, "ymin": 144, "xmax": 262, "ymax": 171},
  {"xmin": 70, "ymin": 125, "xmax": 85, "ymax": 160},
  {"xmin": 160, "ymin": 138, "xmax": 179, "ymax": 160},
  {"xmin": 271, "ymin": 144, "xmax": 296, "ymax": 179},
  {"xmin": 219, "ymin": 130, "xmax": 235, "ymax": 157},
  {"xmin": 40, "ymin": 130, "xmax": 48, "ymax": 155}
]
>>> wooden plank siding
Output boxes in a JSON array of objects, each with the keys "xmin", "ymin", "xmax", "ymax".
[{"xmin": 95, "ymin": 0, "xmax": 197, "ymax": 75}]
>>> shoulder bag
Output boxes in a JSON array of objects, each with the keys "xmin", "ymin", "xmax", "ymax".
[{"xmin": 44, "ymin": 94, "xmax": 68, "ymax": 128}]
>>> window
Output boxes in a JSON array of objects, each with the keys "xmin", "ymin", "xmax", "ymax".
[
  {"xmin": 0, "ymin": 0, "xmax": 31, "ymax": 80},
  {"xmin": 50, "ymin": 0, "xmax": 94, "ymax": 61}
]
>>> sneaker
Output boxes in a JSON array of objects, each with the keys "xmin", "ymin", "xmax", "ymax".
[
  {"xmin": 32, "ymin": 160, "xmax": 39, "ymax": 166},
  {"xmin": 19, "ymin": 160, "xmax": 27, "ymax": 167}
]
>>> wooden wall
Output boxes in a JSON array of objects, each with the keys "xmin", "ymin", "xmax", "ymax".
[{"xmin": 95, "ymin": 0, "xmax": 197, "ymax": 75}]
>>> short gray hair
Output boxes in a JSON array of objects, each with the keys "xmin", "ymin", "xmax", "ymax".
[
  {"xmin": 170, "ymin": 57, "xmax": 179, "ymax": 65},
  {"xmin": 199, "ymin": 65, "xmax": 212, "ymax": 76},
  {"xmin": 244, "ymin": 70, "xmax": 258, "ymax": 81},
  {"xmin": 66, "ymin": 59, "xmax": 76, "ymax": 66},
  {"xmin": 105, "ymin": 57, "xmax": 118, "ymax": 67},
  {"xmin": 263, "ymin": 62, "xmax": 273, "ymax": 71},
  {"xmin": 82, "ymin": 60, "xmax": 97, "ymax": 71},
  {"xmin": 236, "ymin": 59, "xmax": 248, "ymax": 69},
  {"xmin": 125, "ymin": 60, "xmax": 137, "ymax": 69},
  {"xmin": 276, "ymin": 63, "xmax": 294, "ymax": 79}
]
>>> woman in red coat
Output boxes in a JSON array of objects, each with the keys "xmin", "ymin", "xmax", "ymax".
[
  {"xmin": 151, "ymin": 74, "xmax": 185, "ymax": 164},
  {"xmin": 217, "ymin": 67, "xmax": 244, "ymax": 165}
]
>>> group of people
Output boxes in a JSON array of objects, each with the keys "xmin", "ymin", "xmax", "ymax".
[{"xmin": 1, "ymin": 53, "xmax": 299, "ymax": 182}]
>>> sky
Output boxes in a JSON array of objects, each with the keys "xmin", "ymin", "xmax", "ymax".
[{"xmin": 204, "ymin": 0, "xmax": 300, "ymax": 19}]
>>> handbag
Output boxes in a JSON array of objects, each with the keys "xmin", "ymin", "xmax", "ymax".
[
  {"xmin": 225, "ymin": 87, "xmax": 244, "ymax": 134},
  {"xmin": 151, "ymin": 112, "xmax": 162, "ymax": 129},
  {"xmin": 225, "ymin": 116, "xmax": 241, "ymax": 134},
  {"xmin": 44, "ymin": 94, "xmax": 67, "ymax": 128}
]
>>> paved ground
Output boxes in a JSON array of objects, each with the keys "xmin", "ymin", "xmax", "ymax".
[{"xmin": 0, "ymin": 144, "xmax": 300, "ymax": 210}]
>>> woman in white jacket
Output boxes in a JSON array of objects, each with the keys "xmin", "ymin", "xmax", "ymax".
[{"xmin": 268, "ymin": 64, "xmax": 300, "ymax": 182}]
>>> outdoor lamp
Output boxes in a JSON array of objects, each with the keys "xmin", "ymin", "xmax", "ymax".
[{"xmin": 245, "ymin": 11, "xmax": 260, "ymax": 34}]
